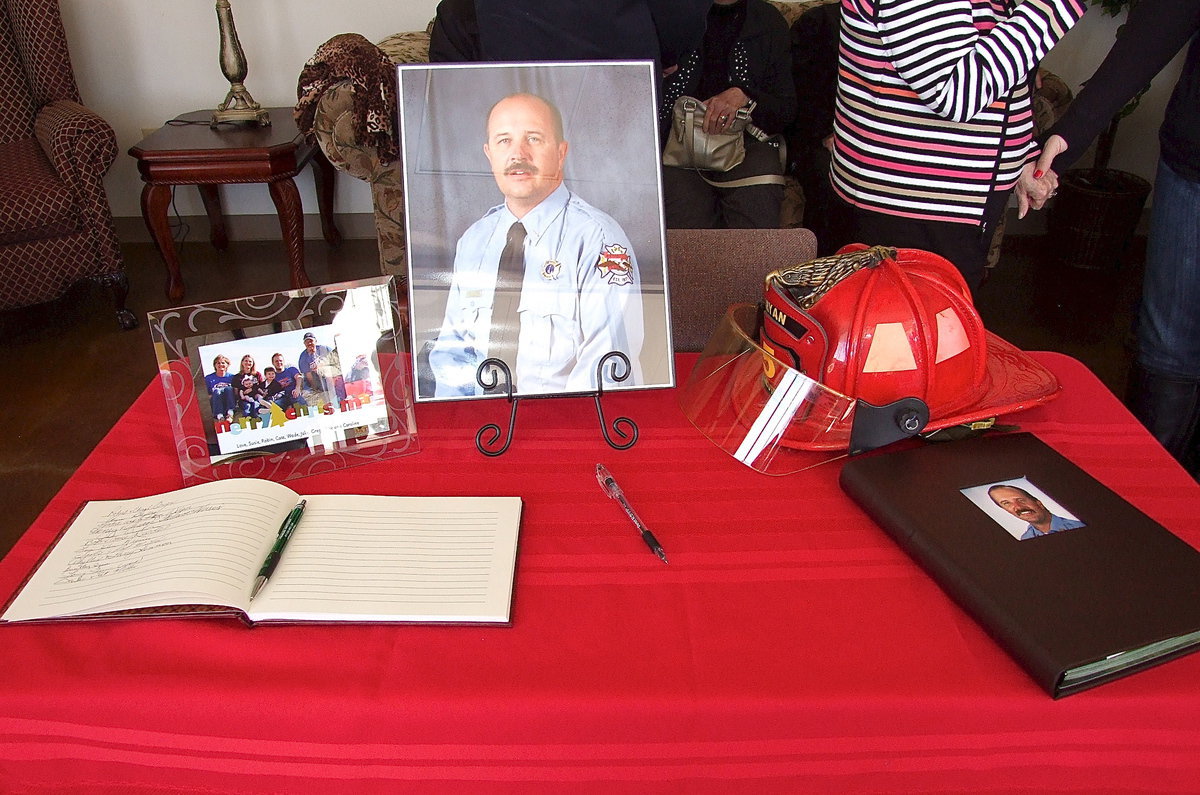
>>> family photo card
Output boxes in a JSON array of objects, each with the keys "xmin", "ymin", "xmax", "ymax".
[
  {"xmin": 397, "ymin": 61, "xmax": 674, "ymax": 401},
  {"xmin": 147, "ymin": 277, "xmax": 419, "ymax": 485}
]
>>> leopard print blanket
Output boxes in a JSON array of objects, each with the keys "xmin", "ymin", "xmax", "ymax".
[{"xmin": 295, "ymin": 33, "xmax": 398, "ymax": 164}]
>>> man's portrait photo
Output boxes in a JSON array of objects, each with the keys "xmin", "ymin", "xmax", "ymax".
[
  {"xmin": 962, "ymin": 477, "xmax": 1087, "ymax": 541},
  {"xmin": 397, "ymin": 62, "xmax": 673, "ymax": 401}
]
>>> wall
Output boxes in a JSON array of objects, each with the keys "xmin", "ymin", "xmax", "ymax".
[
  {"xmin": 57, "ymin": 1, "xmax": 1184, "ymax": 233},
  {"xmin": 58, "ymin": 0, "xmax": 440, "ymax": 226}
]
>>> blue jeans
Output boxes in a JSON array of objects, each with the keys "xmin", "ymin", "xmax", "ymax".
[{"xmin": 1139, "ymin": 158, "xmax": 1200, "ymax": 378}]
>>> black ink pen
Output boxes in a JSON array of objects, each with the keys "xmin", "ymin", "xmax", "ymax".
[
  {"xmin": 250, "ymin": 500, "xmax": 306, "ymax": 600},
  {"xmin": 595, "ymin": 464, "xmax": 668, "ymax": 564}
]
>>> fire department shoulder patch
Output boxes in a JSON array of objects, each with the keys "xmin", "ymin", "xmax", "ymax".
[{"xmin": 595, "ymin": 244, "xmax": 633, "ymax": 286}]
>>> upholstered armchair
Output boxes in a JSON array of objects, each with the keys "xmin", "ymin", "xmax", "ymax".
[
  {"xmin": 0, "ymin": 0, "xmax": 132, "ymax": 328},
  {"xmin": 295, "ymin": 0, "xmax": 1071, "ymax": 281}
]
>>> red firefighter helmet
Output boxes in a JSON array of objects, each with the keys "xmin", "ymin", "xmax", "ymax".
[{"xmin": 679, "ymin": 245, "xmax": 1061, "ymax": 472}]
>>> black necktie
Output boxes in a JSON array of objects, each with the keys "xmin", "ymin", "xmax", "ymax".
[{"xmin": 487, "ymin": 221, "xmax": 527, "ymax": 373}]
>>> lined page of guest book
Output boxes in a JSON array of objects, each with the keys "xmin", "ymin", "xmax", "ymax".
[
  {"xmin": 245, "ymin": 494, "xmax": 522, "ymax": 624},
  {"xmin": 2, "ymin": 479, "xmax": 523, "ymax": 626}
]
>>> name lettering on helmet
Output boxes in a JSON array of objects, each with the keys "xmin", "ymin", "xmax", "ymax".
[
  {"xmin": 765, "ymin": 298, "xmax": 812, "ymax": 342},
  {"xmin": 765, "ymin": 300, "xmax": 788, "ymax": 327}
]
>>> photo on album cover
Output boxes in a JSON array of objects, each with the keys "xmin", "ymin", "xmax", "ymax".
[
  {"xmin": 147, "ymin": 276, "xmax": 419, "ymax": 486},
  {"xmin": 961, "ymin": 477, "xmax": 1087, "ymax": 541},
  {"xmin": 396, "ymin": 60, "xmax": 674, "ymax": 402}
]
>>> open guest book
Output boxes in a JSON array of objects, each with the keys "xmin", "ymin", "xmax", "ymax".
[
  {"xmin": 840, "ymin": 432, "xmax": 1200, "ymax": 698},
  {"xmin": 1, "ymin": 479, "xmax": 522, "ymax": 626}
]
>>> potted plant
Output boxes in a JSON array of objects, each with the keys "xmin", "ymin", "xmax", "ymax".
[{"xmin": 1047, "ymin": 0, "xmax": 1152, "ymax": 270}]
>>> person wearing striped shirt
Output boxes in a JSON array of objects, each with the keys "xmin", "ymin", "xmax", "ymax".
[{"xmin": 827, "ymin": 0, "xmax": 1087, "ymax": 290}]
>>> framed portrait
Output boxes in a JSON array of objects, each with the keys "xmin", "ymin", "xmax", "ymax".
[
  {"xmin": 147, "ymin": 276, "xmax": 418, "ymax": 486},
  {"xmin": 397, "ymin": 61, "xmax": 674, "ymax": 401}
]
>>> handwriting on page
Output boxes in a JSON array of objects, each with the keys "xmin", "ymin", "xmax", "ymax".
[
  {"xmin": 30, "ymin": 489, "xmax": 285, "ymax": 616},
  {"xmin": 56, "ymin": 502, "xmax": 226, "ymax": 584}
]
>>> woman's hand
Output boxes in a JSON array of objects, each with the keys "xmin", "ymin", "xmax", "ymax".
[
  {"xmin": 1016, "ymin": 135, "xmax": 1068, "ymax": 218},
  {"xmin": 1016, "ymin": 160, "xmax": 1058, "ymax": 219},
  {"xmin": 703, "ymin": 87, "xmax": 751, "ymax": 135}
]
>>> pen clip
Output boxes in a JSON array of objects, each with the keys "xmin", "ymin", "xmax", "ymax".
[
  {"xmin": 595, "ymin": 464, "xmax": 621, "ymax": 500},
  {"xmin": 283, "ymin": 499, "xmax": 306, "ymax": 534}
]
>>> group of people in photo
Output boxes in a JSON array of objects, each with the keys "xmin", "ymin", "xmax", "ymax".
[{"xmin": 204, "ymin": 332, "xmax": 370, "ymax": 427}]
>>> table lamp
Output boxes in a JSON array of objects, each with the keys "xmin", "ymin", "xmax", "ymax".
[{"xmin": 212, "ymin": 0, "xmax": 270, "ymax": 126}]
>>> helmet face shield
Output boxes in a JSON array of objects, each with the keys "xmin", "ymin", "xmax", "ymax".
[{"xmin": 679, "ymin": 305, "xmax": 859, "ymax": 474}]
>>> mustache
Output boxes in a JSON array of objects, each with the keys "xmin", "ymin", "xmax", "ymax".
[{"xmin": 504, "ymin": 161, "xmax": 539, "ymax": 176}]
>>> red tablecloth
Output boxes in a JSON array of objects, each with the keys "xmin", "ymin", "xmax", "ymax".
[{"xmin": 3, "ymin": 353, "xmax": 1199, "ymax": 793}]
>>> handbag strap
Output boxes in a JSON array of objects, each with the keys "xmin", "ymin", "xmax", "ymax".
[
  {"xmin": 746, "ymin": 123, "xmax": 771, "ymax": 143},
  {"xmin": 698, "ymin": 172, "xmax": 787, "ymax": 188},
  {"xmin": 680, "ymin": 97, "xmax": 702, "ymax": 167},
  {"xmin": 681, "ymin": 97, "xmax": 764, "ymax": 137}
]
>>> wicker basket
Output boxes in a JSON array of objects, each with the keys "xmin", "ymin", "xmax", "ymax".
[{"xmin": 1046, "ymin": 168, "xmax": 1151, "ymax": 270}]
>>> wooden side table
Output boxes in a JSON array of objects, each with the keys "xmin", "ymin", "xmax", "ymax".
[{"xmin": 129, "ymin": 108, "xmax": 342, "ymax": 301}]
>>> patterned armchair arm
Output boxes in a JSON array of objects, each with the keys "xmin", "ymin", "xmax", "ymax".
[
  {"xmin": 298, "ymin": 30, "xmax": 433, "ymax": 178},
  {"xmin": 310, "ymin": 80, "xmax": 396, "ymax": 183},
  {"xmin": 296, "ymin": 30, "xmax": 431, "ymax": 278},
  {"xmin": 33, "ymin": 99, "xmax": 122, "ymax": 270},
  {"xmin": 768, "ymin": 0, "xmax": 834, "ymax": 26},
  {"xmin": 1033, "ymin": 68, "xmax": 1073, "ymax": 135},
  {"xmin": 297, "ymin": 33, "xmax": 403, "ymax": 169},
  {"xmin": 34, "ymin": 99, "xmax": 118, "ymax": 191}
]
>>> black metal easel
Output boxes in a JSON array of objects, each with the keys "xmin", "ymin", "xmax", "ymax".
[{"xmin": 474, "ymin": 351, "xmax": 639, "ymax": 456}]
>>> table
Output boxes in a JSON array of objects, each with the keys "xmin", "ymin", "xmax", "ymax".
[
  {"xmin": 3, "ymin": 353, "xmax": 1200, "ymax": 792},
  {"xmin": 129, "ymin": 109, "xmax": 342, "ymax": 301}
]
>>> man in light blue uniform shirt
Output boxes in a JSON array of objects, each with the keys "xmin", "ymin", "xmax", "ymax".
[
  {"xmin": 988, "ymin": 484, "xmax": 1086, "ymax": 540},
  {"xmin": 429, "ymin": 92, "xmax": 644, "ymax": 397}
]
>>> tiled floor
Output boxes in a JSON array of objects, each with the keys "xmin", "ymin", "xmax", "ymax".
[{"xmin": 0, "ymin": 231, "xmax": 1142, "ymax": 559}]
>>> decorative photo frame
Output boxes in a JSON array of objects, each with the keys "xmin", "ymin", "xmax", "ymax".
[
  {"xmin": 397, "ymin": 61, "xmax": 674, "ymax": 401},
  {"xmin": 147, "ymin": 276, "xmax": 418, "ymax": 486}
]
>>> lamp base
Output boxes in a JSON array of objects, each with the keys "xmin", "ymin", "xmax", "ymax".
[{"xmin": 212, "ymin": 84, "xmax": 271, "ymax": 127}]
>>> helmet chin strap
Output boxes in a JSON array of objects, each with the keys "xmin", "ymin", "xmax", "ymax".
[
  {"xmin": 849, "ymin": 397, "xmax": 929, "ymax": 456},
  {"xmin": 920, "ymin": 418, "xmax": 1017, "ymax": 443}
]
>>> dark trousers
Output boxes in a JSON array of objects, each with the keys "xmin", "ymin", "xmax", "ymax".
[
  {"xmin": 827, "ymin": 188, "xmax": 1011, "ymax": 294},
  {"xmin": 663, "ymin": 137, "xmax": 785, "ymax": 229},
  {"xmin": 792, "ymin": 144, "xmax": 837, "ymax": 256}
]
